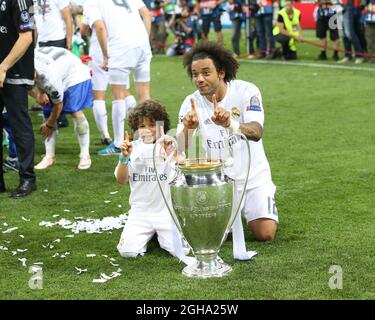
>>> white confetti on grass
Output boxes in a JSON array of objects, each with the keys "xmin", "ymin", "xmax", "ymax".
[
  {"xmin": 2, "ymin": 227, "xmax": 18, "ymax": 234},
  {"xmin": 75, "ymin": 267, "xmax": 88, "ymax": 275},
  {"xmin": 110, "ymin": 191, "xmax": 119, "ymax": 195},
  {"xmin": 21, "ymin": 217, "xmax": 30, "ymax": 222},
  {"xmin": 86, "ymin": 254, "xmax": 96, "ymax": 258},
  {"xmin": 39, "ymin": 214, "xmax": 128, "ymax": 234},
  {"xmin": 53, "ymin": 215, "xmax": 60, "ymax": 218},
  {"xmin": 19, "ymin": 235, "xmax": 25, "ymax": 239},
  {"xmin": 18, "ymin": 258, "xmax": 27, "ymax": 267},
  {"xmin": 0, "ymin": 246, "xmax": 8, "ymax": 251},
  {"xmin": 3, "ymin": 223, "xmax": 8, "ymax": 227},
  {"xmin": 93, "ymin": 271, "xmax": 121, "ymax": 283},
  {"xmin": 104, "ymin": 201, "xmax": 111, "ymax": 204}
]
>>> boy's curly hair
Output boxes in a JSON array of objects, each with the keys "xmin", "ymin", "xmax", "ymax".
[
  {"xmin": 128, "ymin": 99, "xmax": 170, "ymax": 133},
  {"xmin": 183, "ymin": 41, "xmax": 239, "ymax": 82}
]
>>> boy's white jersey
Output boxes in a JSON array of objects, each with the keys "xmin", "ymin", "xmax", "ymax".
[
  {"xmin": 115, "ymin": 140, "xmax": 173, "ymax": 215},
  {"xmin": 178, "ymin": 80, "xmax": 272, "ymax": 190},
  {"xmin": 83, "ymin": 0, "xmax": 150, "ymax": 64},
  {"xmin": 33, "ymin": 0, "xmax": 71, "ymax": 42},
  {"xmin": 34, "ymin": 47, "xmax": 91, "ymax": 104}
]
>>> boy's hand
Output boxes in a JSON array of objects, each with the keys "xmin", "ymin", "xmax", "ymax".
[{"xmin": 121, "ymin": 131, "xmax": 133, "ymax": 158}]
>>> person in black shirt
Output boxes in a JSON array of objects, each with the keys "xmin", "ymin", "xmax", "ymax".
[{"xmin": 0, "ymin": 0, "xmax": 36, "ymax": 198}]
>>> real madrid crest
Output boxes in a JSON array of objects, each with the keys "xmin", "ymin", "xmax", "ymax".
[{"xmin": 231, "ymin": 107, "xmax": 241, "ymax": 119}]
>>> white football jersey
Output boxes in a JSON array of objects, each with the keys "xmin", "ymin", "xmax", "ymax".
[
  {"xmin": 83, "ymin": 0, "xmax": 150, "ymax": 64},
  {"xmin": 178, "ymin": 80, "xmax": 272, "ymax": 190},
  {"xmin": 115, "ymin": 140, "xmax": 174, "ymax": 215},
  {"xmin": 34, "ymin": 47, "xmax": 91, "ymax": 104},
  {"xmin": 34, "ymin": 0, "xmax": 71, "ymax": 43}
]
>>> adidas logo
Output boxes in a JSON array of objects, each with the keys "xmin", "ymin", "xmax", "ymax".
[{"xmin": 204, "ymin": 118, "xmax": 213, "ymax": 125}]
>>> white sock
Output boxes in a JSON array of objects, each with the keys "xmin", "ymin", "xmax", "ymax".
[
  {"xmin": 73, "ymin": 115, "xmax": 90, "ymax": 158},
  {"xmin": 112, "ymin": 100, "xmax": 126, "ymax": 148},
  {"xmin": 45, "ymin": 130, "xmax": 57, "ymax": 158},
  {"xmin": 93, "ymin": 100, "xmax": 110, "ymax": 140},
  {"xmin": 124, "ymin": 95, "xmax": 137, "ymax": 113}
]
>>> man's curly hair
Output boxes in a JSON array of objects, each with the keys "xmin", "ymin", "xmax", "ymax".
[
  {"xmin": 183, "ymin": 41, "xmax": 239, "ymax": 82},
  {"xmin": 128, "ymin": 99, "xmax": 170, "ymax": 133}
]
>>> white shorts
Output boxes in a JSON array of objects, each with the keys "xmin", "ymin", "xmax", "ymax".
[
  {"xmin": 90, "ymin": 60, "xmax": 110, "ymax": 92},
  {"xmin": 117, "ymin": 211, "xmax": 175, "ymax": 257},
  {"xmin": 109, "ymin": 46, "xmax": 152, "ymax": 85},
  {"xmin": 240, "ymin": 181, "xmax": 279, "ymax": 224}
]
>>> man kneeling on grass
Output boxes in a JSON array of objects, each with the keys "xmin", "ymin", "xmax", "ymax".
[{"xmin": 115, "ymin": 100, "xmax": 188, "ymax": 258}]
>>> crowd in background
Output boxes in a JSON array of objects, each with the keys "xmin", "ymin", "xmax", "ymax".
[{"xmin": 139, "ymin": 0, "xmax": 375, "ymax": 63}]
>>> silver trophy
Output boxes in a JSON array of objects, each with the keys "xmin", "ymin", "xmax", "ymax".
[{"xmin": 153, "ymin": 131, "xmax": 250, "ymax": 278}]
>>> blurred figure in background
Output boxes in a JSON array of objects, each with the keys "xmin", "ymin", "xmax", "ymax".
[
  {"xmin": 167, "ymin": 6, "xmax": 196, "ymax": 56},
  {"xmin": 315, "ymin": 0, "xmax": 340, "ymax": 61},
  {"xmin": 228, "ymin": 0, "xmax": 246, "ymax": 57},
  {"xmin": 272, "ymin": 0, "xmax": 302, "ymax": 60}
]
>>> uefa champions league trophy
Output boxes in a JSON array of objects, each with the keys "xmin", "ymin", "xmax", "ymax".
[{"xmin": 153, "ymin": 130, "xmax": 250, "ymax": 278}]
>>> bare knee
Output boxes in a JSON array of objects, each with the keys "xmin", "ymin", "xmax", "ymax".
[{"xmin": 248, "ymin": 219, "xmax": 277, "ymax": 242}]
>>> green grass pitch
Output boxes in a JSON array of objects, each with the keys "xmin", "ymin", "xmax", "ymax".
[{"xmin": 1, "ymin": 30, "xmax": 374, "ymax": 300}]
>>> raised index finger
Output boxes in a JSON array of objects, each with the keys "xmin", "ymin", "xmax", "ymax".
[
  {"xmin": 125, "ymin": 130, "xmax": 130, "ymax": 142},
  {"xmin": 190, "ymin": 97, "xmax": 197, "ymax": 114},
  {"xmin": 212, "ymin": 94, "xmax": 219, "ymax": 111}
]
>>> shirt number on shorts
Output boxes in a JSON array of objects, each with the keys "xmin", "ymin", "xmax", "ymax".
[{"xmin": 267, "ymin": 197, "xmax": 277, "ymax": 216}]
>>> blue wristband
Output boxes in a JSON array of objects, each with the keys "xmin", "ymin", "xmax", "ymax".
[{"xmin": 119, "ymin": 156, "xmax": 130, "ymax": 163}]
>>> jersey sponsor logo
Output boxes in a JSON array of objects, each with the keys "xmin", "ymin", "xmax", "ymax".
[
  {"xmin": 21, "ymin": 10, "xmax": 30, "ymax": 22},
  {"xmin": 0, "ymin": 1, "xmax": 6, "ymax": 11},
  {"xmin": 0, "ymin": 26, "xmax": 7, "ymax": 33},
  {"xmin": 132, "ymin": 167, "xmax": 167, "ymax": 182}
]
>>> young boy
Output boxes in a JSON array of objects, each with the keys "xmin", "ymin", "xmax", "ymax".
[
  {"xmin": 33, "ymin": 46, "xmax": 93, "ymax": 170},
  {"xmin": 115, "ymin": 100, "xmax": 186, "ymax": 258}
]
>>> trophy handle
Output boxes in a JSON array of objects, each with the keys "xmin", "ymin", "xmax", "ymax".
[
  {"xmin": 226, "ymin": 133, "xmax": 251, "ymax": 232},
  {"xmin": 152, "ymin": 135, "xmax": 183, "ymax": 234}
]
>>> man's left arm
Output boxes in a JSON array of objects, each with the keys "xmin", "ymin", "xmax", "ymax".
[
  {"xmin": 61, "ymin": 5, "xmax": 73, "ymax": 50},
  {"xmin": 0, "ymin": 32, "xmax": 33, "ymax": 87},
  {"xmin": 0, "ymin": 0, "xmax": 34, "ymax": 87},
  {"xmin": 139, "ymin": 5, "xmax": 152, "ymax": 36}
]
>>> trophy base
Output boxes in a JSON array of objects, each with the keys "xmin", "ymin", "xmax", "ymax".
[{"xmin": 182, "ymin": 258, "xmax": 232, "ymax": 278}]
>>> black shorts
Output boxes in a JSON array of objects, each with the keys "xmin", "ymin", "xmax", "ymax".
[
  {"xmin": 316, "ymin": 17, "xmax": 339, "ymax": 41},
  {"xmin": 39, "ymin": 38, "xmax": 67, "ymax": 49},
  {"xmin": 201, "ymin": 16, "xmax": 222, "ymax": 35}
]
